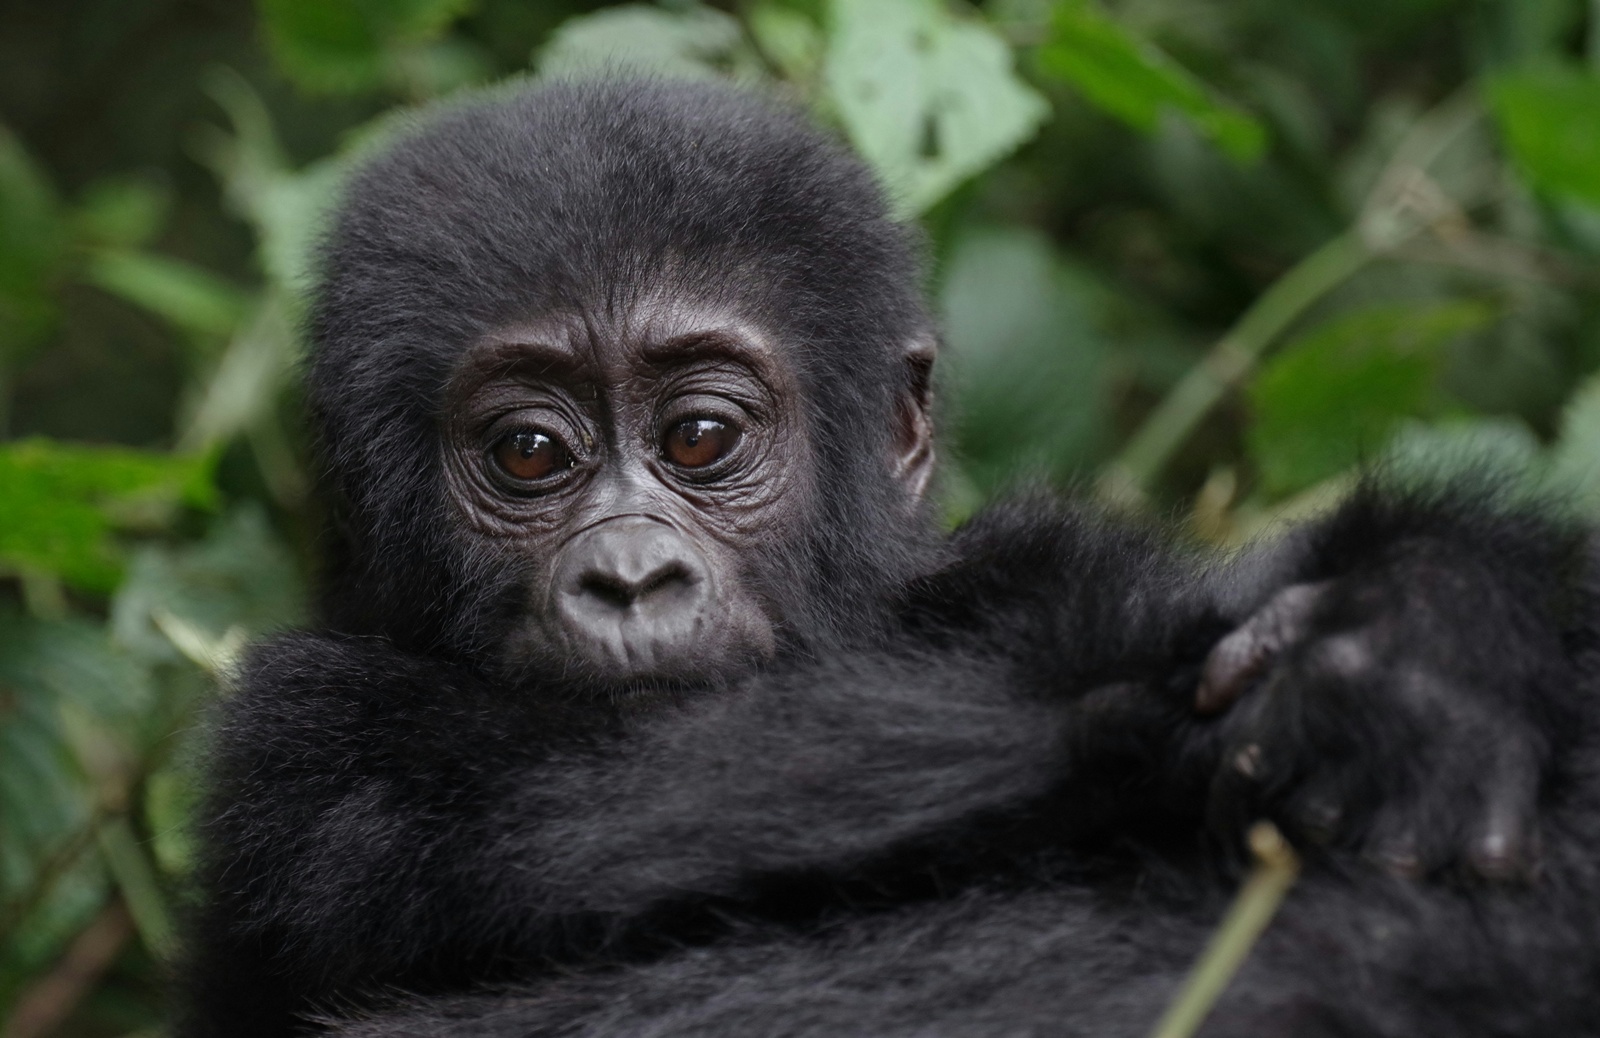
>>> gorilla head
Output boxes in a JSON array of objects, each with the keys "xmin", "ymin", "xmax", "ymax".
[{"xmin": 309, "ymin": 80, "xmax": 938, "ymax": 693}]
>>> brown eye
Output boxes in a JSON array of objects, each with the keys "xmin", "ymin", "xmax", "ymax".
[
  {"xmin": 492, "ymin": 429, "xmax": 572, "ymax": 482},
  {"xmin": 663, "ymin": 418, "xmax": 737, "ymax": 469}
]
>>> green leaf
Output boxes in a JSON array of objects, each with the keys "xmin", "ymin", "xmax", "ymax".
[
  {"xmin": 1548, "ymin": 373, "xmax": 1600, "ymax": 515},
  {"xmin": 939, "ymin": 227, "xmax": 1110, "ymax": 498},
  {"xmin": 0, "ymin": 125, "xmax": 67, "ymax": 370},
  {"xmin": 111, "ymin": 506, "xmax": 305, "ymax": 665},
  {"xmin": 537, "ymin": 4, "xmax": 750, "ymax": 80},
  {"xmin": 71, "ymin": 177, "xmax": 169, "ymax": 249},
  {"xmin": 258, "ymin": 0, "xmax": 476, "ymax": 94},
  {"xmin": 1487, "ymin": 63, "xmax": 1600, "ymax": 208},
  {"xmin": 823, "ymin": 0, "xmax": 1050, "ymax": 214},
  {"xmin": 1248, "ymin": 301, "xmax": 1496, "ymax": 496},
  {"xmin": 1382, "ymin": 417, "xmax": 1545, "ymax": 491},
  {"xmin": 0, "ymin": 610, "xmax": 158, "ymax": 979},
  {"xmin": 1036, "ymin": 0, "xmax": 1265, "ymax": 162},
  {"xmin": 84, "ymin": 250, "xmax": 252, "ymax": 340},
  {"xmin": 0, "ymin": 439, "xmax": 217, "ymax": 592},
  {"xmin": 195, "ymin": 70, "xmax": 345, "ymax": 293},
  {"xmin": 748, "ymin": 2, "xmax": 824, "ymax": 82}
]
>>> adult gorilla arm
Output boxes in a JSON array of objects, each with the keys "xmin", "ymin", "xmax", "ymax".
[{"xmin": 181, "ymin": 486, "xmax": 1592, "ymax": 1037}]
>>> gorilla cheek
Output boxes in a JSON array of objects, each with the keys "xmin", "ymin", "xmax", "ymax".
[{"xmin": 532, "ymin": 515, "xmax": 775, "ymax": 683}]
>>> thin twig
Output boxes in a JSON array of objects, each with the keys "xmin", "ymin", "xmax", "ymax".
[
  {"xmin": 1147, "ymin": 822, "xmax": 1301, "ymax": 1038},
  {"xmin": 1100, "ymin": 88, "xmax": 1489, "ymax": 501},
  {"xmin": 1099, "ymin": 231, "xmax": 1372, "ymax": 503}
]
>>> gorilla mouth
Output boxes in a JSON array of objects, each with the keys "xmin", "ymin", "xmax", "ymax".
[{"xmin": 609, "ymin": 675, "xmax": 705, "ymax": 704}]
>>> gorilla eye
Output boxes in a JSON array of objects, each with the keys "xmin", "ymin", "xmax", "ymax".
[
  {"xmin": 663, "ymin": 418, "xmax": 738, "ymax": 469},
  {"xmin": 492, "ymin": 429, "xmax": 573, "ymax": 482}
]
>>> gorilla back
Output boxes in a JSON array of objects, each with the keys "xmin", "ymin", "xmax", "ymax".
[{"xmin": 183, "ymin": 78, "xmax": 1600, "ymax": 1037}]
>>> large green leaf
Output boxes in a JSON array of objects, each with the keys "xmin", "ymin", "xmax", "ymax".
[
  {"xmin": 1487, "ymin": 63, "xmax": 1600, "ymax": 209},
  {"xmin": 1248, "ymin": 301, "xmax": 1495, "ymax": 496},
  {"xmin": 258, "ymin": 0, "xmax": 476, "ymax": 94},
  {"xmin": 823, "ymin": 0, "xmax": 1049, "ymax": 214},
  {"xmin": 0, "ymin": 440, "xmax": 217, "ymax": 592},
  {"xmin": 1036, "ymin": 0, "xmax": 1265, "ymax": 162}
]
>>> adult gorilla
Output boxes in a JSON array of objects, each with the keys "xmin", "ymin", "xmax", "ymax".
[{"xmin": 181, "ymin": 79, "xmax": 1600, "ymax": 1037}]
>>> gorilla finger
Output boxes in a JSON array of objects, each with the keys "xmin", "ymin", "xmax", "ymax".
[
  {"xmin": 1284, "ymin": 781, "xmax": 1349, "ymax": 847},
  {"xmin": 1232, "ymin": 741, "xmax": 1267, "ymax": 781},
  {"xmin": 1196, "ymin": 627, "xmax": 1270, "ymax": 714},
  {"xmin": 1468, "ymin": 741, "xmax": 1542, "ymax": 882},
  {"xmin": 1205, "ymin": 753, "xmax": 1266, "ymax": 847},
  {"xmin": 1367, "ymin": 830, "xmax": 1426, "ymax": 879},
  {"xmin": 1363, "ymin": 806, "xmax": 1436, "ymax": 880},
  {"xmin": 1196, "ymin": 582, "xmax": 1330, "ymax": 714}
]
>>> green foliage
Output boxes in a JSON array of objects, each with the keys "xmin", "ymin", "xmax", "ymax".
[
  {"xmin": 259, "ymin": 0, "xmax": 483, "ymax": 95},
  {"xmin": 939, "ymin": 227, "xmax": 1109, "ymax": 508},
  {"xmin": 1249, "ymin": 301, "xmax": 1496, "ymax": 495},
  {"xmin": 824, "ymin": 0, "xmax": 1049, "ymax": 214},
  {"xmin": 1036, "ymin": 0, "xmax": 1266, "ymax": 162},
  {"xmin": 71, "ymin": 177, "xmax": 170, "ymax": 251},
  {"xmin": 1547, "ymin": 373, "xmax": 1600, "ymax": 510},
  {"xmin": 0, "ymin": 127, "xmax": 65, "ymax": 370},
  {"xmin": 84, "ymin": 251, "xmax": 253, "ymax": 343},
  {"xmin": 1488, "ymin": 62, "xmax": 1600, "ymax": 207},
  {"xmin": 111, "ymin": 507, "xmax": 305, "ymax": 665},
  {"xmin": 0, "ymin": 440, "xmax": 216, "ymax": 592},
  {"xmin": 7, "ymin": 0, "xmax": 1600, "ymax": 1028},
  {"xmin": 538, "ymin": 3, "xmax": 754, "ymax": 79}
]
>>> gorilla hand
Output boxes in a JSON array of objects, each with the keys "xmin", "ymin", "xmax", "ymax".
[{"xmin": 1194, "ymin": 541, "xmax": 1575, "ymax": 882}]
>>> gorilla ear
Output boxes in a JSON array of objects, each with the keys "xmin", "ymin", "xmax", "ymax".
[{"xmin": 892, "ymin": 336, "xmax": 937, "ymax": 503}]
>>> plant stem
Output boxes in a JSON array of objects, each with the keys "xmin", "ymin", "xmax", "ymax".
[
  {"xmin": 1100, "ymin": 230, "xmax": 1373, "ymax": 502},
  {"xmin": 1146, "ymin": 822, "xmax": 1301, "ymax": 1038},
  {"xmin": 96, "ymin": 815, "xmax": 174, "ymax": 959}
]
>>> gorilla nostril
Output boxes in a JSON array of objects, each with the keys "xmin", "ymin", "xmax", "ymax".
[
  {"xmin": 579, "ymin": 562, "xmax": 693, "ymax": 610},
  {"xmin": 637, "ymin": 562, "xmax": 692, "ymax": 598},
  {"xmin": 579, "ymin": 572, "xmax": 635, "ymax": 610}
]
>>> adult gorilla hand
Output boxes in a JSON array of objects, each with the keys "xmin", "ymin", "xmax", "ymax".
[{"xmin": 1194, "ymin": 540, "xmax": 1575, "ymax": 882}]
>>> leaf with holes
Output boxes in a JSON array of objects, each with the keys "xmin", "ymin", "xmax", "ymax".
[
  {"xmin": 823, "ymin": 0, "xmax": 1049, "ymax": 215},
  {"xmin": 538, "ymin": 4, "xmax": 756, "ymax": 81}
]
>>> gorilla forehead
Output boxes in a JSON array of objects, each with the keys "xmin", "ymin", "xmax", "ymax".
[{"xmin": 312, "ymin": 78, "xmax": 928, "ymax": 409}]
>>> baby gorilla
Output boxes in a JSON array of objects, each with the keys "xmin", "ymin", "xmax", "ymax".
[{"xmin": 182, "ymin": 80, "xmax": 1600, "ymax": 1037}]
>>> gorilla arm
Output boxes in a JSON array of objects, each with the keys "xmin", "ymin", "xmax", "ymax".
[
  {"xmin": 184, "ymin": 504, "xmax": 1204, "ymax": 1035},
  {"xmin": 182, "ymin": 488, "xmax": 1593, "ymax": 1036}
]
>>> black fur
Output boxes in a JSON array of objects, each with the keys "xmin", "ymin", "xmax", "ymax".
[{"xmin": 181, "ymin": 79, "xmax": 1600, "ymax": 1037}]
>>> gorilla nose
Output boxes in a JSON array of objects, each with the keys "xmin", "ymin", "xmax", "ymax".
[{"xmin": 552, "ymin": 517, "xmax": 713, "ymax": 672}]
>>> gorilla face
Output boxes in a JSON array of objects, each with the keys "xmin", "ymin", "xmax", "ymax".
[{"xmin": 442, "ymin": 298, "xmax": 818, "ymax": 693}]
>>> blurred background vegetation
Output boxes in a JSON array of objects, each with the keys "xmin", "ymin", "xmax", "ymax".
[{"xmin": 4, "ymin": 0, "xmax": 1600, "ymax": 1032}]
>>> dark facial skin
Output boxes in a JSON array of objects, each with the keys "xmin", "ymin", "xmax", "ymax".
[{"xmin": 443, "ymin": 299, "xmax": 823, "ymax": 695}]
